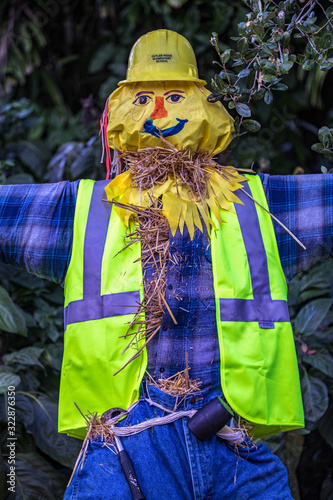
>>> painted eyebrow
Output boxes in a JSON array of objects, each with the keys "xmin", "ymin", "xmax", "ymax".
[
  {"xmin": 164, "ymin": 90, "xmax": 186, "ymax": 96},
  {"xmin": 135, "ymin": 91, "xmax": 155, "ymax": 97}
]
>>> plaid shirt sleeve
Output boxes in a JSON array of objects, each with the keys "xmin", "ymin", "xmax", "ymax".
[
  {"xmin": 0, "ymin": 181, "xmax": 79, "ymax": 285},
  {"xmin": 0, "ymin": 174, "xmax": 333, "ymax": 286},
  {"xmin": 259, "ymin": 173, "xmax": 333, "ymax": 281}
]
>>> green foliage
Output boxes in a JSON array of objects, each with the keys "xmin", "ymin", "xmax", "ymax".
[
  {"xmin": 0, "ymin": 286, "xmax": 27, "ymax": 336},
  {"xmin": 210, "ymin": 0, "xmax": 333, "ymax": 169},
  {"xmin": 0, "ymin": 1, "xmax": 333, "ymax": 498},
  {"xmin": 260, "ymin": 258, "xmax": 333, "ymax": 499},
  {"xmin": 313, "ymin": 126, "xmax": 333, "ymax": 163},
  {"xmin": 0, "ymin": 259, "xmax": 82, "ymax": 497}
]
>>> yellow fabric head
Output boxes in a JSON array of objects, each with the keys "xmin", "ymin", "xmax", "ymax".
[{"xmin": 107, "ymin": 81, "xmax": 234, "ymax": 155}]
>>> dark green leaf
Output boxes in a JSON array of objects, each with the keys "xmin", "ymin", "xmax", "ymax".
[
  {"xmin": 0, "ymin": 371, "xmax": 21, "ymax": 394},
  {"xmin": 323, "ymin": 150, "xmax": 333, "ymax": 163},
  {"xmin": 231, "ymin": 59, "xmax": 245, "ymax": 67},
  {"xmin": 229, "ymin": 50, "xmax": 239, "ymax": 60},
  {"xmin": 215, "ymin": 74, "xmax": 225, "ymax": 89},
  {"xmin": 28, "ymin": 396, "xmax": 81, "ymax": 468},
  {"xmin": 311, "ymin": 143, "xmax": 325, "ymax": 154},
  {"xmin": 242, "ymin": 120, "xmax": 261, "ymax": 132},
  {"xmin": 262, "ymin": 74, "xmax": 279, "ymax": 83},
  {"xmin": 298, "ymin": 23, "xmax": 318, "ymax": 34},
  {"xmin": 238, "ymin": 68, "xmax": 251, "ymax": 78},
  {"xmin": 264, "ymin": 90, "xmax": 273, "ymax": 105},
  {"xmin": 263, "ymin": 41, "xmax": 278, "ymax": 50},
  {"xmin": 41, "ymin": 344, "xmax": 64, "ymax": 372},
  {"xmin": 246, "ymin": 70, "xmax": 255, "ymax": 89},
  {"xmin": 283, "ymin": 32, "xmax": 291, "ymax": 45},
  {"xmin": 302, "ymin": 59, "xmax": 316, "ymax": 71},
  {"xmin": 221, "ymin": 52, "xmax": 230, "ymax": 64},
  {"xmin": 234, "ymin": 115, "xmax": 240, "ymax": 134},
  {"xmin": 295, "ymin": 298, "xmax": 333, "ymax": 334},
  {"xmin": 322, "ymin": 33, "xmax": 333, "ymax": 49},
  {"xmin": 218, "ymin": 70, "xmax": 237, "ymax": 84},
  {"xmin": 235, "ymin": 103, "xmax": 251, "ymax": 117},
  {"xmin": 40, "ymin": 70, "xmax": 67, "ymax": 115},
  {"xmin": 0, "ymin": 286, "xmax": 27, "ymax": 335},
  {"xmin": 10, "ymin": 452, "xmax": 67, "ymax": 499},
  {"xmin": 252, "ymin": 88, "xmax": 266, "ymax": 100},
  {"xmin": 207, "ymin": 93, "xmax": 222, "ymax": 103},
  {"xmin": 303, "ymin": 349, "xmax": 333, "ymax": 378},
  {"xmin": 272, "ymin": 83, "xmax": 288, "ymax": 91},
  {"xmin": 3, "ymin": 347, "xmax": 44, "ymax": 369},
  {"xmin": 261, "ymin": 61, "xmax": 277, "ymax": 74},
  {"xmin": 320, "ymin": 62, "xmax": 333, "ymax": 72},
  {"xmin": 280, "ymin": 61, "xmax": 293, "ymax": 73},
  {"xmin": 253, "ymin": 25, "xmax": 264, "ymax": 37},
  {"xmin": 238, "ymin": 22, "xmax": 248, "ymax": 35},
  {"xmin": 237, "ymin": 38, "xmax": 249, "ymax": 55},
  {"xmin": 15, "ymin": 393, "xmax": 35, "ymax": 426},
  {"xmin": 88, "ymin": 42, "xmax": 113, "ymax": 73},
  {"xmin": 318, "ymin": 127, "xmax": 331, "ymax": 148},
  {"xmin": 17, "ymin": 140, "xmax": 50, "ymax": 178},
  {"xmin": 318, "ymin": 403, "xmax": 333, "ymax": 450},
  {"xmin": 301, "ymin": 372, "xmax": 329, "ymax": 426}
]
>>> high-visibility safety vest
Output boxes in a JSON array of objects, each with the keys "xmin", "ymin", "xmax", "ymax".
[{"xmin": 59, "ymin": 176, "xmax": 304, "ymax": 439}]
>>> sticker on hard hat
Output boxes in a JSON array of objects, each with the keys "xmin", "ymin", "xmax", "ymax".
[{"xmin": 151, "ymin": 54, "xmax": 173, "ymax": 63}]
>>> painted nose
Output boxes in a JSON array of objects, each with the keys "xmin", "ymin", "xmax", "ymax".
[{"xmin": 150, "ymin": 96, "xmax": 168, "ymax": 120}]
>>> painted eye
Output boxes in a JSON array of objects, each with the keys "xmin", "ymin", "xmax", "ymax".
[
  {"xmin": 133, "ymin": 95, "xmax": 153, "ymax": 106},
  {"xmin": 166, "ymin": 94, "xmax": 185, "ymax": 104}
]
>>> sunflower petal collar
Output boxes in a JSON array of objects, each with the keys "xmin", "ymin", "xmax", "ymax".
[{"xmin": 105, "ymin": 145, "xmax": 248, "ymax": 240}]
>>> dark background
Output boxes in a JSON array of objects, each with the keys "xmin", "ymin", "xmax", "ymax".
[{"xmin": 0, "ymin": 1, "xmax": 333, "ymax": 499}]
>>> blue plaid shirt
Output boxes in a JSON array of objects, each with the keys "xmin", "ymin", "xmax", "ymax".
[{"xmin": 1, "ymin": 174, "xmax": 333, "ymax": 393}]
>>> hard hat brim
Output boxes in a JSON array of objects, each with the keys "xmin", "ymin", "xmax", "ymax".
[{"xmin": 118, "ymin": 75, "xmax": 207, "ymax": 86}]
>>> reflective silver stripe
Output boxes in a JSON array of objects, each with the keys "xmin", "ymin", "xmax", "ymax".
[
  {"xmin": 64, "ymin": 290, "xmax": 141, "ymax": 328},
  {"xmin": 219, "ymin": 182, "xmax": 290, "ymax": 326}
]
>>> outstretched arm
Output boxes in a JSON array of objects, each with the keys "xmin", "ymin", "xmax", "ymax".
[
  {"xmin": 260, "ymin": 173, "xmax": 333, "ymax": 281},
  {"xmin": 0, "ymin": 181, "xmax": 79, "ymax": 285}
]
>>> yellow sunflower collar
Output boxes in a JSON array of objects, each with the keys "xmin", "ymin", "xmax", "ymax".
[{"xmin": 104, "ymin": 147, "xmax": 248, "ymax": 240}]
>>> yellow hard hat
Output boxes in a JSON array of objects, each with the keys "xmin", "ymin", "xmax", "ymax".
[{"xmin": 118, "ymin": 29, "xmax": 206, "ymax": 85}]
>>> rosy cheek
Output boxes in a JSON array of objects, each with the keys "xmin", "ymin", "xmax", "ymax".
[{"xmin": 187, "ymin": 106, "xmax": 201, "ymax": 119}]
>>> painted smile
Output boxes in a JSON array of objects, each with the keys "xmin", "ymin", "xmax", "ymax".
[{"xmin": 142, "ymin": 118, "xmax": 188, "ymax": 138}]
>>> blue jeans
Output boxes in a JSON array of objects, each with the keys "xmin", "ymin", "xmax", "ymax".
[{"xmin": 64, "ymin": 384, "xmax": 293, "ymax": 499}]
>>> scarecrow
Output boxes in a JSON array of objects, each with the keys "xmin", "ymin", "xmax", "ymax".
[{"xmin": 1, "ymin": 29, "xmax": 333, "ymax": 499}]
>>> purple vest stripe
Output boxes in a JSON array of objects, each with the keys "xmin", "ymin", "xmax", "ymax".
[
  {"xmin": 64, "ymin": 290, "xmax": 141, "ymax": 328},
  {"xmin": 235, "ymin": 183, "xmax": 270, "ymax": 298},
  {"xmin": 64, "ymin": 181, "xmax": 141, "ymax": 329},
  {"xmin": 83, "ymin": 180, "xmax": 111, "ymax": 299},
  {"xmin": 219, "ymin": 182, "xmax": 290, "ymax": 326},
  {"xmin": 219, "ymin": 298, "xmax": 290, "ymax": 323}
]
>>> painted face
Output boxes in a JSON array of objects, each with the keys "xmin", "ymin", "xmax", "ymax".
[
  {"xmin": 132, "ymin": 88, "xmax": 189, "ymax": 138},
  {"xmin": 107, "ymin": 81, "xmax": 234, "ymax": 155}
]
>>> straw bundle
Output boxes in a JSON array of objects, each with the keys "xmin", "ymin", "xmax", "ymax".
[{"xmin": 147, "ymin": 369, "xmax": 202, "ymax": 397}]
